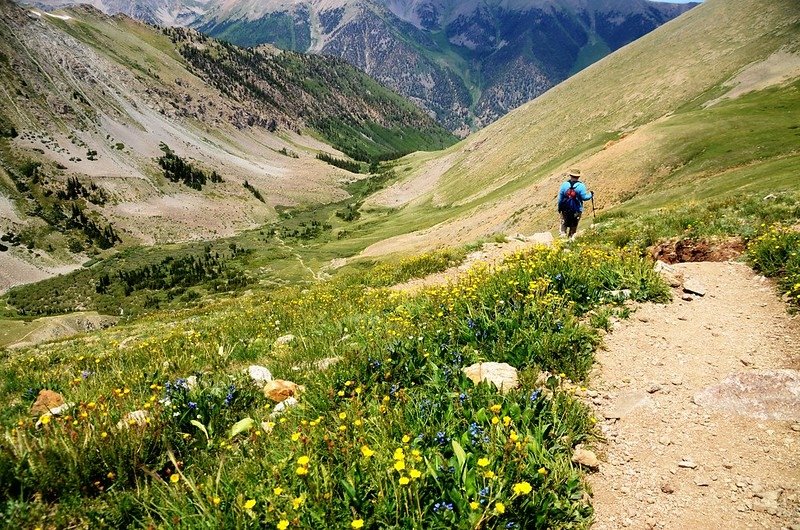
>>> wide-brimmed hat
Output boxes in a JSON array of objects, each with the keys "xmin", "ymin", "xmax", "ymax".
[{"xmin": 568, "ymin": 169, "xmax": 581, "ymax": 178}]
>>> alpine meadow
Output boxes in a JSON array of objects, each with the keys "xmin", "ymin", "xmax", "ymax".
[{"xmin": 0, "ymin": 0, "xmax": 799, "ymax": 528}]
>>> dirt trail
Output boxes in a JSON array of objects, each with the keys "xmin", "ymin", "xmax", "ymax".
[
  {"xmin": 391, "ymin": 241, "xmax": 800, "ymax": 528},
  {"xmin": 588, "ymin": 261, "xmax": 800, "ymax": 529}
]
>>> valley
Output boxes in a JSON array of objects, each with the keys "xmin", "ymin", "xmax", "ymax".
[{"xmin": 0, "ymin": 0, "xmax": 799, "ymax": 527}]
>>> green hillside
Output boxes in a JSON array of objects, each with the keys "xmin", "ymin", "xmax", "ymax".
[
  {"xmin": 356, "ymin": 0, "xmax": 800, "ymax": 250},
  {"xmin": 1, "ymin": 0, "xmax": 799, "ymax": 527}
]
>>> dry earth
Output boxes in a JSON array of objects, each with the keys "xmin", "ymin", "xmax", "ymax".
[{"xmin": 588, "ymin": 261, "xmax": 800, "ymax": 529}]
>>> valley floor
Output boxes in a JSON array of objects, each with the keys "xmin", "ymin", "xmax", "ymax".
[{"xmin": 588, "ymin": 261, "xmax": 800, "ymax": 529}]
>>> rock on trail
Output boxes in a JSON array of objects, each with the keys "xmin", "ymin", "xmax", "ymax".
[{"xmin": 588, "ymin": 261, "xmax": 800, "ymax": 529}]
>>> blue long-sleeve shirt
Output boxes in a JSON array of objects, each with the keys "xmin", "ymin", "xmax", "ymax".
[{"xmin": 557, "ymin": 181, "xmax": 593, "ymax": 213}]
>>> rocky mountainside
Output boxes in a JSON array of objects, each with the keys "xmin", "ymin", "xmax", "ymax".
[
  {"xmin": 197, "ymin": 0, "xmax": 697, "ymax": 134},
  {"xmin": 0, "ymin": 0, "xmax": 454, "ymax": 289},
  {"xmin": 20, "ymin": 0, "xmax": 695, "ymax": 134}
]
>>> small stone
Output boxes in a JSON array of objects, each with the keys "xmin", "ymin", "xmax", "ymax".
[
  {"xmin": 682, "ymin": 294, "xmax": 694, "ymax": 301},
  {"xmin": 117, "ymin": 409, "xmax": 150, "ymax": 429},
  {"xmin": 695, "ymin": 478, "xmax": 710, "ymax": 487},
  {"xmin": 269, "ymin": 396, "xmax": 298, "ymax": 417},
  {"xmin": 671, "ymin": 377, "xmax": 683, "ymax": 386},
  {"xmin": 314, "ymin": 356, "xmax": 341, "ymax": 371},
  {"xmin": 247, "ymin": 365, "xmax": 273, "ymax": 385},
  {"xmin": 678, "ymin": 460, "xmax": 697, "ymax": 469},
  {"xmin": 274, "ymin": 334, "xmax": 295, "ymax": 346},
  {"xmin": 659, "ymin": 436, "xmax": 672, "ymax": 446},
  {"xmin": 791, "ymin": 424, "xmax": 800, "ymax": 432},
  {"xmin": 572, "ymin": 448, "xmax": 600, "ymax": 469},
  {"xmin": 30, "ymin": 390, "xmax": 66, "ymax": 416},
  {"xmin": 186, "ymin": 375, "xmax": 198, "ymax": 390},
  {"xmin": 647, "ymin": 384, "xmax": 662, "ymax": 394},
  {"xmin": 263, "ymin": 380, "xmax": 302, "ymax": 403},
  {"xmin": 661, "ymin": 483, "xmax": 675, "ymax": 494}
]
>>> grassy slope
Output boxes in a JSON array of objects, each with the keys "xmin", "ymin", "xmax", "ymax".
[{"xmin": 358, "ymin": 0, "xmax": 800, "ymax": 250}]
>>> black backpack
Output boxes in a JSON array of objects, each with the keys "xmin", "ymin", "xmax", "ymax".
[{"xmin": 558, "ymin": 182, "xmax": 581, "ymax": 213}]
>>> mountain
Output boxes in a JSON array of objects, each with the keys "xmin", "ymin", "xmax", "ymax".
[
  {"xmin": 20, "ymin": 0, "xmax": 696, "ymax": 134},
  {"xmin": 0, "ymin": 0, "xmax": 454, "ymax": 290},
  {"xmin": 353, "ymin": 0, "xmax": 800, "ymax": 256},
  {"xmin": 195, "ymin": 0, "xmax": 697, "ymax": 134}
]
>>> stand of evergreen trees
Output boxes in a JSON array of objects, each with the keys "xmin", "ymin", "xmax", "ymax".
[
  {"xmin": 158, "ymin": 143, "xmax": 223, "ymax": 190},
  {"xmin": 316, "ymin": 152, "xmax": 361, "ymax": 173}
]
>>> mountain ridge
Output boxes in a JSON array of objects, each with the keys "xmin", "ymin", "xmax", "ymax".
[{"xmin": 20, "ymin": 0, "xmax": 696, "ymax": 133}]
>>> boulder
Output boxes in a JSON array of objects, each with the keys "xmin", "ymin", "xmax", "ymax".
[
  {"xmin": 263, "ymin": 380, "xmax": 302, "ymax": 402},
  {"xmin": 30, "ymin": 390, "xmax": 65, "ymax": 416},
  {"xmin": 462, "ymin": 362, "xmax": 519, "ymax": 394},
  {"xmin": 247, "ymin": 365, "xmax": 273, "ymax": 385}
]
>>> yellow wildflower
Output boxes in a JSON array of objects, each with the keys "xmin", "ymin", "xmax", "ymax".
[
  {"xmin": 490, "ymin": 404, "xmax": 501, "ymax": 413},
  {"xmin": 170, "ymin": 474, "xmax": 180, "ymax": 484},
  {"xmin": 296, "ymin": 466, "xmax": 308, "ymax": 476},
  {"xmin": 273, "ymin": 487, "xmax": 283, "ymax": 495},
  {"xmin": 477, "ymin": 457, "xmax": 490, "ymax": 467},
  {"xmin": 243, "ymin": 499, "xmax": 256, "ymax": 510},
  {"xmin": 297, "ymin": 456, "xmax": 310, "ymax": 466},
  {"xmin": 409, "ymin": 469, "xmax": 422, "ymax": 479},
  {"xmin": 212, "ymin": 496, "xmax": 221, "ymax": 506},
  {"xmin": 291, "ymin": 432, "xmax": 301, "ymax": 442},
  {"xmin": 399, "ymin": 476, "xmax": 410, "ymax": 485},
  {"xmin": 402, "ymin": 434, "xmax": 411, "ymax": 443},
  {"xmin": 351, "ymin": 519, "xmax": 364, "ymax": 529},
  {"xmin": 512, "ymin": 481, "xmax": 533, "ymax": 495},
  {"xmin": 292, "ymin": 495, "xmax": 305, "ymax": 509},
  {"xmin": 494, "ymin": 502, "xmax": 505, "ymax": 515},
  {"xmin": 484, "ymin": 471, "xmax": 496, "ymax": 479},
  {"xmin": 338, "ymin": 412, "xmax": 347, "ymax": 420},
  {"xmin": 491, "ymin": 417, "xmax": 499, "ymax": 425},
  {"xmin": 361, "ymin": 445, "xmax": 375, "ymax": 458},
  {"xmin": 470, "ymin": 501, "xmax": 480, "ymax": 510},
  {"xmin": 394, "ymin": 460, "xmax": 405, "ymax": 472},
  {"xmin": 40, "ymin": 415, "xmax": 51, "ymax": 425},
  {"xmin": 538, "ymin": 467, "xmax": 548, "ymax": 476},
  {"xmin": 277, "ymin": 520, "xmax": 289, "ymax": 530}
]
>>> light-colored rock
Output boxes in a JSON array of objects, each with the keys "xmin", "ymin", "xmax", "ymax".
[
  {"xmin": 462, "ymin": 362, "xmax": 519, "ymax": 393},
  {"xmin": 117, "ymin": 409, "xmax": 150, "ymax": 429},
  {"xmin": 274, "ymin": 334, "xmax": 295, "ymax": 346},
  {"xmin": 186, "ymin": 375, "xmax": 198, "ymax": 390},
  {"xmin": 654, "ymin": 260, "xmax": 684, "ymax": 288},
  {"xmin": 572, "ymin": 448, "xmax": 600, "ymax": 469},
  {"xmin": 30, "ymin": 390, "xmax": 65, "ymax": 416},
  {"xmin": 247, "ymin": 365, "xmax": 273, "ymax": 385},
  {"xmin": 678, "ymin": 460, "xmax": 698, "ymax": 469},
  {"xmin": 693, "ymin": 370, "xmax": 800, "ymax": 421},
  {"xmin": 314, "ymin": 357, "xmax": 341, "ymax": 371},
  {"xmin": 263, "ymin": 380, "xmax": 302, "ymax": 402},
  {"xmin": 683, "ymin": 279, "xmax": 706, "ymax": 296},
  {"xmin": 269, "ymin": 396, "xmax": 298, "ymax": 417}
]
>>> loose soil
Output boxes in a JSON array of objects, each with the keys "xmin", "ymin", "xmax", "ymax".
[{"xmin": 588, "ymin": 261, "xmax": 800, "ymax": 529}]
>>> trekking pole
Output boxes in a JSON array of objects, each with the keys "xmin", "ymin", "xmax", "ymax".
[{"xmin": 590, "ymin": 194, "xmax": 596, "ymax": 227}]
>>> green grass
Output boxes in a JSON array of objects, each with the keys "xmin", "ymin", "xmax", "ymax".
[{"xmin": 0, "ymin": 242, "xmax": 668, "ymax": 528}]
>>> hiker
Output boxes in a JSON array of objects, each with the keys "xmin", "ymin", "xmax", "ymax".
[{"xmin": 557, "ymin": 169, "xmax": 593, "ymax": 239}]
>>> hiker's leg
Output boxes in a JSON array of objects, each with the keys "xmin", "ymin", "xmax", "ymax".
[
  {"xmin": 559, "ymin": 213, "xmax": 567, "ymax": 237},
  {"xmin": 568, "ymin": 225, "xmax": 577, "ymax": 239}
]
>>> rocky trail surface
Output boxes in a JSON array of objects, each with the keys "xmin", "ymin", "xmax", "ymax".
[
  {"xmin": 393, "ymin": 238, "xmax": 800, "ymax": 528},
  {"xmin": 588, "ymin": 261, "xmax": 800, "ymax": 529}
]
